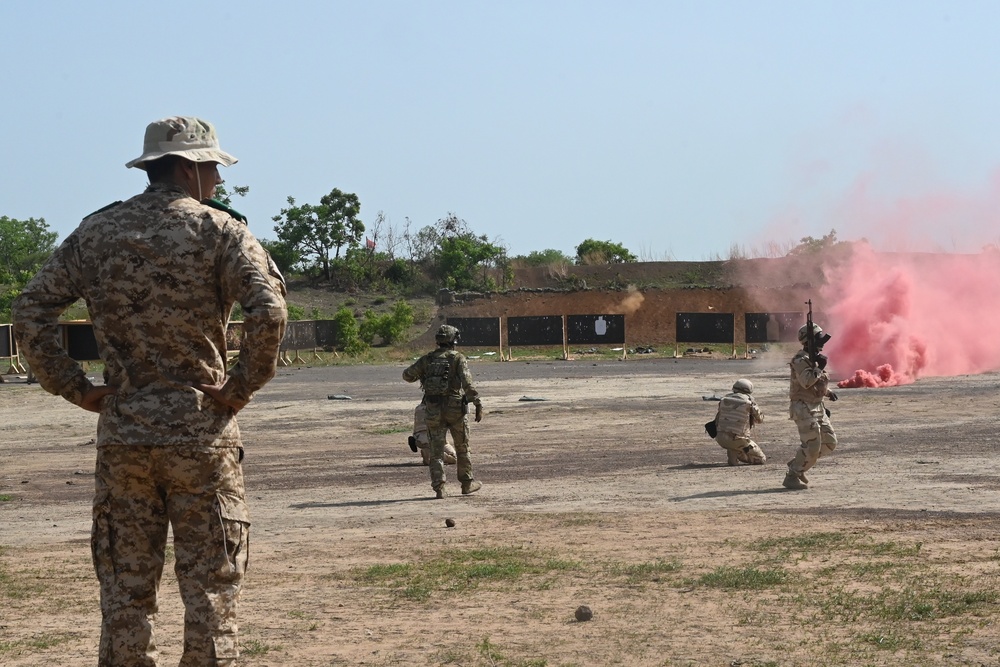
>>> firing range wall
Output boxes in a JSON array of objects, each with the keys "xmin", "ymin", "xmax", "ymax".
[{"xmin": 431, "ymin": 286, "xmax": 814, "ymax": 347}]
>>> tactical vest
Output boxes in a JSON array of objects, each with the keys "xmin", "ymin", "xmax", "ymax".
[
  {"xmin": 423, "ymin": 350, "xmax": 457, "ymax": 397},
  {"xmin": 717, "ymin": 392, "xmax": 753, "ymax": 437}
]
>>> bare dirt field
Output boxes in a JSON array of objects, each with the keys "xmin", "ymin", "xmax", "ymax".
[{"xmin": 3, "ymin": 352, "xmax": 1000, "ymax": 666}]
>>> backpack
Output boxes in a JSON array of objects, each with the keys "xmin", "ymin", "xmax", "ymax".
[{"xmin": 423, "ymin": 351, "xmax": 456, "ymax": 397}]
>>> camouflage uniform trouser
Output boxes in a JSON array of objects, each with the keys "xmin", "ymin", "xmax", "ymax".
[
  {"xmin": 413, "ymin": 403, "xmax": 457, "ymax": 465},
  {"xmin": 424, "ymin": 396, "xmax": 474, "ymax": 491},
  {"xmin": 715, "ymin": 432, "xmax": 767, "ymax": 465},
  {"xmin": 92, "ymin": 445, "xmax": 249, "ymax": 667},
  {"xmin": 787, "ymin": 401, "xmax": 838, "ymax": 475}
]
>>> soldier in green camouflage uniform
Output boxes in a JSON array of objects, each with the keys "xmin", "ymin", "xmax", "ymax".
[
  {"xmin": 412, "ymin": 401, "xmax": 458, "ymax": 465},
  {"xmin": 12, "ymin": 116, "xmax": 287, "ymax": 667},
  {"xmin": 403, "ymin": 325, "xmax": 483, "ymax": 498}
]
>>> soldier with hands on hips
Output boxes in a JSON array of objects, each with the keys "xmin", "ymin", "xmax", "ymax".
[
  {"xmin": 403, "ymin": 324, "xmax": 483, "ymax": 499},
  {"xmin": 782, "ymin": 321, "xmax": 839, "ymax": 490},
  {"xmin": 13, "ymin": 116, "xmax": 287, "ymax": 666}
]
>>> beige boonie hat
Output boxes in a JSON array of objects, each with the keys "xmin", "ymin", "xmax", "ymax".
[{"xmin": 125, "ymin": 116, "xmax": 237, "ymax": 170}]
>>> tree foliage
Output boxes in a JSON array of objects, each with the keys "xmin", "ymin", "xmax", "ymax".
[
  {"xmin": 332, "ymin": 305, "xmax": 367, "ymax": 355},
  {"xmin": 515, "ymin": 248, "xmax": 574, "ymax": 267},
  {"xmin": 0, "ymin": 216, "xmax": 58, "ymax": 285},
  {"xmin": 258, "ymin": 238, "xmax": 302, "ymax": 277},
  {"xmin": 213, "ymin": 183, "xmax": 250, "ymax": 206},
  {"xmin": 359, "ymin": 300, "xmax": 414, "ymax": 346},
  {"xmin": 272, "ymin": 188, "xmax": 364, "ymax": 281},
  {"xmin": 575, "ymin": 238, "xmax": 637, "ymax": 265},
  {"xmin": 787, "ymin": 229, "xmax": 839, "ymax": 255},
  {"xmin": 412, "ymin": 213, "xmax": 511, "ymax": 291}
]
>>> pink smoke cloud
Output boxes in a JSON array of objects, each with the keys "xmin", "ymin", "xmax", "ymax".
[{"xmin": 822, "ymin": 243, "xmax": 1000, "ymax": 387}]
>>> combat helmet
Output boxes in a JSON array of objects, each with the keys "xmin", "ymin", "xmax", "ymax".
[
  {"xmin": 732, "ymin": 378, "xmax": 753, "ymax": 394},
  {"xmin": 126, "ymin": 116, "xmax": 237, "ymax": 170},
  {"xmin": 798, "ymin": 322, "xmax": 824, "ymax": 344},
  {"xmin": 435, "ymin": 325, "xmax": 460, "ymax": 345}
]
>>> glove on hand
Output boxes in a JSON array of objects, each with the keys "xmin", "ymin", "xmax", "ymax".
[
  {"xmin": 815, "ymin": 353, "xmax": 828, "ymax": 370},
  {"xmin": 827, "ymin": 390, "xmax": 838, "ymax": 402},
  {"xmin": 474, "ymin": 402, "xmax": 483, "ymax": 422}
]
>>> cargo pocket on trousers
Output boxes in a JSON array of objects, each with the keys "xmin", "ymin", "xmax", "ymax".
[
  {"xmin": 216, "ymin": 492, "xmax": 251, "ymax": 576},
  {"xmin": 91, "ymin": 489, "xmax": 114, "ymax": 587}
]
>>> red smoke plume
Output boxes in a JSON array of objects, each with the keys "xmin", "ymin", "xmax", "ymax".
[{"xmin": 823, "ymin": 243, "xmax": 1000, "ymax": 387}]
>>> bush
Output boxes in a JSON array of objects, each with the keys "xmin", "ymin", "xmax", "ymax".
[
  {"xmin": 358, "ymin": 301, "xmax": 414, "ymax": 346},
  {"xmin": 332, "ymin": 306, "xmax": 367, "ymax": 355},
  {"xmin": 384, "ymin": 258, "xmax": 413, "ymax": 285}
]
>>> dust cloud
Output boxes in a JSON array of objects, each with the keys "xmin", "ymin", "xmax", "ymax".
[{"xmin": 618, "ymin": 286, "xmax": 645, "ymax": 315}]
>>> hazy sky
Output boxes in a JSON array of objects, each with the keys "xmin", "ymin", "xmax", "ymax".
[{"xmin": 4, "ymin": 1, "xmax": 1000, "ymax": 260}]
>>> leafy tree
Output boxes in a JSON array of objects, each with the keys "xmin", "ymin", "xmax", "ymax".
[
  {"xmin": 515, "ymin": 248, "xmax": 574, "ymax": 267},
  {"xmin": 787, "ymin": 229, "xmax": 838, "ymax": 255},
  {"xmin": 213, "ymin": 183, "xmax": 249, "ymax": 206},
  {"xmin": 0, "ymin": 216, "xmax": 58, "ymax": 285},
  {"xmin": 258, "ymin": 238, "xmax": 302, "ymax": 277},
  {"xmin": 414, "ymin": 213, "xmax": 511, "ymax": 291},
  {"xmin": 575, "ymin": 238, "xmax": 637, "ymax": 265},
  {"xmin": 272, "ymin": 188, "xmax": 365, "ymax": 281}
]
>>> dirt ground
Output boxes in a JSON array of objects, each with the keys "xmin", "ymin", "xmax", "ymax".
[{"xmin": 3, "ymin": 353, "xmax": 1000, "ymax": 666}]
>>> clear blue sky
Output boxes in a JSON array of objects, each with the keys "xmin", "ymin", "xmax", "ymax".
[{"xmin": 4, "ymin": 1, "xmax": 1000, "ymax": 260}]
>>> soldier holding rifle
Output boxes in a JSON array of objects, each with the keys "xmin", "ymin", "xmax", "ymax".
[{"xmin": 782, "ymin": 301, "xmax": 839, "ymax": 490}]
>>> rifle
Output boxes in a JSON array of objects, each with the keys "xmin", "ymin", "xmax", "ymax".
[{"xmin": 805, "ymin": 299, "xmax": 818, "ymax": 369}]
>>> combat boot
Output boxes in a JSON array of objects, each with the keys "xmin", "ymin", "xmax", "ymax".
[
  {"xmin": 782, "ymin": 471, "xmax": 808, "ymax": 490},
  {"xmin": 434, "ymin": 484, "xmax": 445, "ymax": 499},
  {"xmin": 796, "ymin": 470, "xmax": 809, "ymax": 484},
  {"xmin": 461, "ymin": 480, "xmax": 482, "ymax": 495}
]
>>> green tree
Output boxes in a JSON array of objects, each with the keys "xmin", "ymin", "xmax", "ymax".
[
  {"xmin": 516, "ymin": 248, "xmax": 574, "ymax": 267},
  {"xmin": 787, "ymin": 229, "xmax": 838, "ymax": 255},
  {"xmin": 0, "ymin": 216, "xmax": 58, "ymax": 284},
  {"xmin": 272, "ymin": 188, "xmax": 365, "ymax": 281},
  {"xmin": 332, "ymin": 305, "xmax": 367, "ymax": 355},
  {"xmin": 358, "ymin": 301, "xmax": 414, "ymax": 346},
  {"xmin": 258, "ymin": 238, "xmax": 302, "ymax": 277},
  {"xmin": 575, "ymin": 238, "xmax": 637, "ymax": 265},
  {"xmin": 416, "ymin": 213, "xmax": 511, "ymax": 291},
  {"xmin": 213, "ymin": 183, "xmax": 250, "ymax": 206}
]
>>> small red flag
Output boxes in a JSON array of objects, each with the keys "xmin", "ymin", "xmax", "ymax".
[{"xmin": 365, "ymin": 237, "xmax": 376, "ymax": 249}]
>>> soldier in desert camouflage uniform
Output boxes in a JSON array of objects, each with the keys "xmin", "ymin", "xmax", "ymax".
[
  {"xmin": 711, "ymin": 378, "xmax": 766, "ymax": 465},
  {"xmin": 782, "ymin": 322, "xmax": 839, "ymax": 490},
  {"xmin": 403, "ymin": 325, "xmax": 483, "ymax": 498},
  {"xmin": 13, "ymin": 116, "xmax": 287, "ymax": 666}
]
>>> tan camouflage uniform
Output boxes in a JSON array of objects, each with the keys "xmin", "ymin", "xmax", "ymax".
[
  {"xmin": 413, "ymin": 402, "xmax": 458, "ymax": 465},
  {"xmin": 12, "ymin": 117, "xmax": 286, "ymax": 666},
  {"xmin": 787, "ymin": 348, "xmax": 838, "ymax": 480},
  {"xmin": 403, "ymin": 346, "xmax": 480, "ymax": 495},
  {"xmin": 714, "ymin": 391, "xmax": 766, "ymax": 465}
]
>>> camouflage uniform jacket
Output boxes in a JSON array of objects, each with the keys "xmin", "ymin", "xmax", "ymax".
[
  {"xmin": 12, "ymin": 182, "xmax": 287, "ymax": 447},
  {"xmin": 715, "ymin": 391, "xmax": 762, "ymax": 437},
  {"xmin": 789, "ymin": 348, "xmax": 830, "ymax": 406},
  {"xmin": 402, "ymin": 348, "xmax": 480, "ymax": 403}
]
